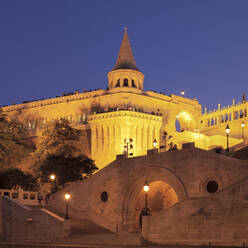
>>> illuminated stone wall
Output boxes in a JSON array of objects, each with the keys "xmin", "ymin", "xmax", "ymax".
[
  {"xmin": 2, "ymin": 87, "xmax": 203, "ymax": 169},
  {"xmin": 48, "ymin": 146, "xmax": 248, "ymax": 245},
  {"xmin": 200, "ymin": 100, "xmax": 248, "ymax": 140}
]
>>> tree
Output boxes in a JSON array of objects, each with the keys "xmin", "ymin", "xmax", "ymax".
[
  {"xmin": 33, "ymin": 118, "xmax": 81, "ymax": 163},
  {"xmin": 33, "ymin": 118, "xmax": 98, "ymax": 187},
  {"xmin": 0, "ymin": 108, "xmax": 34, "ymax": 169},
  {"xmin": 38, "ymin": 154, "xmax": 98, "ymax": 187},
  {"xmin": 0, "ymin": 168, "xmax": 38, "ymax": 191}
]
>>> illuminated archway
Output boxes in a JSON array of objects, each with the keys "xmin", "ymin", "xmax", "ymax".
[
  {"xmin": 134, "ymin": 181, "xmax": 178, "ymax": 229},
  {"xmin": 175, "ymin": 111, "xmax": 196, "ymax": 131},
  {"xmin": 121, "ymin": 167, "xmax": 188, "ymax": 232}
]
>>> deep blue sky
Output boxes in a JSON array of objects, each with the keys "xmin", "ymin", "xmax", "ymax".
[{"xmin": 0, "ymin": 0, "xmax": 248, "ymax": 111}]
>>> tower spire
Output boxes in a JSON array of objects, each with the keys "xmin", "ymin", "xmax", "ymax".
[{"xmin": 113, "ymin": 28, "xmax": 138, "ymax": 71}]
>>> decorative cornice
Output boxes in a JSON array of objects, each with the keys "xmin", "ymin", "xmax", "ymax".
[{"xmin": 87, "ymin": 110, "xmax": 162, "ymax": 122}]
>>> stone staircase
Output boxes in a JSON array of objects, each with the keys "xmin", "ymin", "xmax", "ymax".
[{"xmin": 29, "ymin": 204, "xmax": 141, "ymax": 246}]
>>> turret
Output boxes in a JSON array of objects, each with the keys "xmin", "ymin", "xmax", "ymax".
[{"xmin": 108, "ymin": 28, "xmax": 144, "ymax": 92}]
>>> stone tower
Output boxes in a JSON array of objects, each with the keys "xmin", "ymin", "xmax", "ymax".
[{"xmin": 108, "ymin": 28, "xmax": 144, "ymax": 92}]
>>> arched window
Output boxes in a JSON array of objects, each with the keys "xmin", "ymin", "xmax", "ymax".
[
  {"xmin": 132, "ymin": 79, "xmax": 136, "ymax": 88},
  {"xmin": 234, "ymin": 111, "xmax": 239, "ymax": 120},
  {"xmin": 221, "ymin": 115, "xmax": 224, "ymax": 123},
  {"xmin": 215, "ymin": 117, "xmax": 217, "ymax": 125},
  {"xmin": 229, "ymin": 113, "xmax": 232, "ymax": 121},
  {"xmin": 123, "ymin": 78, "xmax": 129, "ymax": 87},
  {"xmin": 208, "ymin": 119, "xmax": 210, "ymax": 126},
  {"xmin": 225, "ymin": 114, "xmax": 228, "ymax": 122},
  {"xmin": 240, "ymin": 110, "xmax": 244, "ymax": 118},
  {"xmin": 211, "ymin": 118, "xmax": 214, "ymax": 126},
  {"xmin": 115, "ymin": 79, "xmax": 120, "ymax": 87}
]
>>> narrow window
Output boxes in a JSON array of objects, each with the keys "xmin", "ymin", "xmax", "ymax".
[
  {"xmin": 123, "ymin": 78, "xmax": 129, "ymax": 87},
  {"xmin": 115, "ymin": 79, "xmax": 120, "ymax": 87},
  {"xmin": 132, "ymin": 79, "xmax": 136, "ymax": 88}
]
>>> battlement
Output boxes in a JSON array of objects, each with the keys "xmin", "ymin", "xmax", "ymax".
[{"xmin": 200, "ymin": 100, "xmax": 248, "ymax": 129}]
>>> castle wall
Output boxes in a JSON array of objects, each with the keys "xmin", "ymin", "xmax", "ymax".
[
  {"xmin": 3, "ymin": 90, "xmax": 202, "ymax": 169},
  {"xmin": 200, "ymin": 101, "xmax": 248, "ymax": 140},
  {"xmin": 142, "ymin": 177, "xmax": 248, "ymax": 246},
  {"xmin": 48, "ymin": 148, "xmax": 248, "ymax": 233}
]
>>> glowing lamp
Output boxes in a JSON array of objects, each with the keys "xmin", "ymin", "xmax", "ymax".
[
  {"xmin": 65, "ymin": 193, "xmax": 71, "ymax": 201},
  {"xmin": 242, "ymin": 122, "xmax": 245, "ymax": 128},
  {"xmin": 153, "ymin": 139, "xmax": 157, "ymax": 148},
  {"xmin": 225, "ymin": 124, "xmax": 230, "ymax": 134},
  {"xmin": 50, "ymin": 174, "xmax": 55, "ymax": 180},
  {"xmin": 143, "ymin": 181, "xmax": 149, "ymax": 192}
]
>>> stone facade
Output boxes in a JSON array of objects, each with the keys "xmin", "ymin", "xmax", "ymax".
[{"xmin": 47, "ymin": 146, "xmax": 248, "ymax": 246}]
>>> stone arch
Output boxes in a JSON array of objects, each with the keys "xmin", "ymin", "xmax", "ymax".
[
  {"xmin": 115, "ymin": 79, "xmax": 120, "ymax": 87},
  {"xmin": 225, "ymin": 113, "xmax": 228, "ymax": 122},
  {"xmin": 121, "ymin": 166, "xmax": 188, "ymax": 232},
  {"xmin": 211, "ymin": 117, "xmax": 214, "ymax": 126},
  {"xmin": 123, "ymin": 78, "xmax": 129, "ymax": 87},
  {"xmin": 175, "ymin": 111, "xmax": 197, "ymax": 131},
  {"xmin": 132, "ymin": 79, "xmax": 136, "ymax": 88},
  {"xmin": 240, "ymin": 109, "xmax": 244, "ymax": 118}
]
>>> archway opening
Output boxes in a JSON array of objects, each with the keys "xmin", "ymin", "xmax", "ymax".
[
  {"xmin": 133, "ymin": 181, "xmax": 178, "ymax": 230},
  {"xmin": 175, "ymin": 119, "xmax": 181, "ymax": 132}
]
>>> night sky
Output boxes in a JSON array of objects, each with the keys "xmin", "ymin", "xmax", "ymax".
[{"xmin": 1, "ymin": 0, "xmax": 248, "ymax": 112}]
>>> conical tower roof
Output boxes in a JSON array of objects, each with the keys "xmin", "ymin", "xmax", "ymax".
[{"xmin": 113, "ymin": 28, "xmax": 138, "ymax": 71}]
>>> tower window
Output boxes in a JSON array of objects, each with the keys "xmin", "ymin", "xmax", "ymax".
[
  {"xmin": 132, "ymin": 79, "xmax": 136, "ymax": 88},
  {"xmin": 115, "ymin": 79, "xmax": 120, "ymax": 87},
  {"xmin": 123, "ymin": 78, "xmax": 129, "ymax": 87}
]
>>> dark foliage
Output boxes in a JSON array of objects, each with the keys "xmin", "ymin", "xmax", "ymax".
[
  {"xmin": 38, "ymin": 154, "xmax": 98, "ymax": 187},
  {"xmin": 0, "ymin": 168, "xmax": 38, "ymax": 191}
]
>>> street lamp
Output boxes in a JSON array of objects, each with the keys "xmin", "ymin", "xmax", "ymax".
[
  {"xmin": 181, "ymin": 90, "xmax": 185, "ymax": 97},
  {"xmin": 242, "ymin": 122, "xmax": 245, "ymax": 139},
  {"xmin": 225, "ymin": 124, "xmax": 230, "ymax": 152},
  {"xmin": 50, "ymin": 174, "xmax": 55, "ymax": 193},
  {"xmin": 64, "ymin": 193, "xmax": 71, "ymax": 219},
  {"xmin": 143, "ymin": 180, "xmax": 150, "ymax": 215},
  {"xmin": 153, "ymin": 139, "xmax": 157, "ymax": 149}
]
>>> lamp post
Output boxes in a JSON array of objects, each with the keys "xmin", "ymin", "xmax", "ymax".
[
  {"xmin": 50, "ymin": 174, "xmax": 55, "ymax": 193},
  {"xmin": 153, "ymin": 139, "xmax": 157, "ymax": 149},
  {"xmin": 181, "ymin": 90, "xmax": 185, "ymax": 97},
  {"xmin": 242, "ymin": 122, "xmax": 245, "ymax": 139},
  {"xmin": 143, "ymin": 180, "xmax": 150, "ymax": 215},
  {"xmin": 225, "ymin": 124, "xmax": 230, "ymax": 152},
  {"xmin": 64, "ymin": 193, "xmax": 71, "ymax": 219}
]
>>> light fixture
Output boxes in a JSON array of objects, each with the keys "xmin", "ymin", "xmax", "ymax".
[
  {"xmin": 153, "ymin": 139, "xmax": 157, "ymax": 149},
  {"xmin": 64, "ymin": 193, "xmax": 71, "ymax": 219}
]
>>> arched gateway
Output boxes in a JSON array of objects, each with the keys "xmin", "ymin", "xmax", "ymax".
[{"xmin": 121, "ymin": 166, "xmax": 188, "ymax": 232}]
